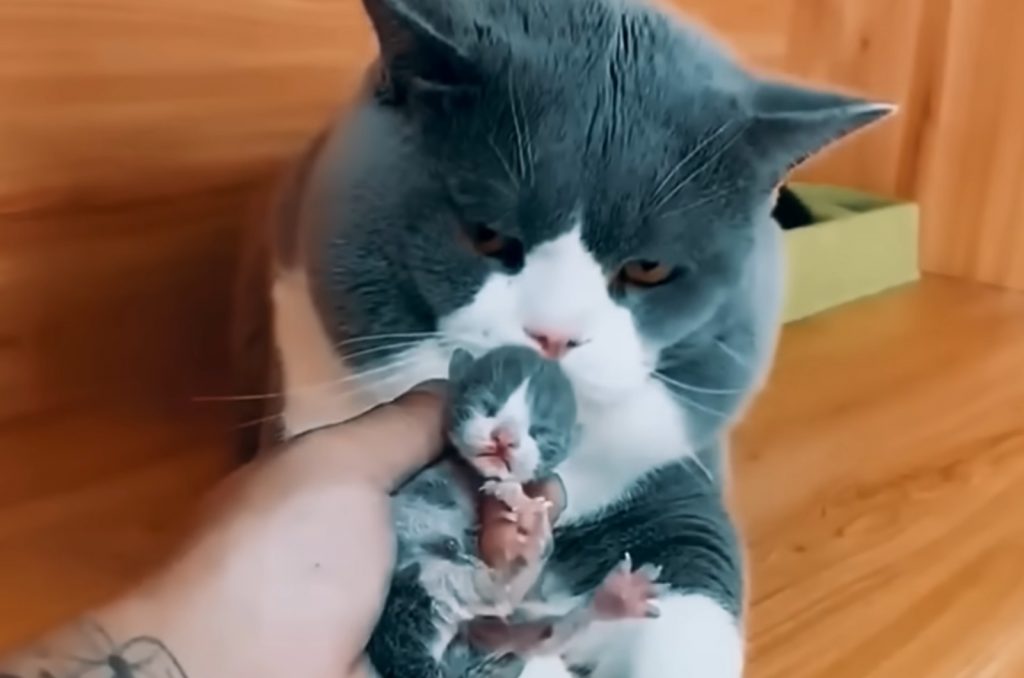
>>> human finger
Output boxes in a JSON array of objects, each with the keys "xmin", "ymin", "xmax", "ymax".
[{"xmin": 290, "ymin": 381, "xmax": 447, "ymax": 491}]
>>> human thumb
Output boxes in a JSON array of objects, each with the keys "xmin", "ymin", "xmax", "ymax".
[{"xmin": 291, "ymin": 381, "xmax": 447, "ymax": 491}]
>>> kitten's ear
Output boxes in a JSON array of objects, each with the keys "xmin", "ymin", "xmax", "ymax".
[
  {"xmin": 361, "ymin": 0, "xmax": 477, "ymax": 99},
  {"xmin": 748, "ymin": 79, "xmax": 895, "ymax": 177},
  {"xmin": 448, "ymin": 349, "xmax": 475, "ymax": 382}
]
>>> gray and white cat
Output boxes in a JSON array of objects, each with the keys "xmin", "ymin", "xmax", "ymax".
[{"xmin": 261, "ymin": 0, "xmax": 892, "ymax": 675}]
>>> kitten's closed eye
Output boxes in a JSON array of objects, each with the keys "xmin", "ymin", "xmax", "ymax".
[
  {"xmin": 462, "ymin": 222, "xmax": 524, "ymax": 269},
  {"xmin": 617, "ymin": 260, "xmax": 676, "ymax": 288},
  {"xmin": 528, "ymin": 425, "xmax": 550, "ymax": 439}
]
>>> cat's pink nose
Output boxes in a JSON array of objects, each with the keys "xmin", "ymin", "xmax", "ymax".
[{"xmin": 526, "ymin": 328, "xmax": 580, "ymax": 359}]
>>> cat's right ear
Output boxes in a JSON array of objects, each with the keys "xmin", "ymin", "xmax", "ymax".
[
  {"xmin": 361, "ymin": 0, "xmax": 478, "ymax": 101},
  {"xmin": 448, "ymin": 348, "xmax": 475, "ymax": 382}
]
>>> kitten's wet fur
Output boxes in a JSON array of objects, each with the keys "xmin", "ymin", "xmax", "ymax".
[
  {"xmin": 375, "ymin": 346, "xmax": 577, "ymax": 677},
  {"xmin": 284, "ymin": 0, "xmax": 893, "ymax": 674}
]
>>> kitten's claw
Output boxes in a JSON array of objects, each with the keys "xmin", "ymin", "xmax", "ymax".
[
  {"xmin": 652, "ymin": 583, "xmax": 674, "ymax": 597},
  {"xmin": 591, "ymin": 556, "xmax": 666, "ymax": 621},
  {"xmin": 636, "ymin": 563, "xmax": 664, "ymax": 582}
]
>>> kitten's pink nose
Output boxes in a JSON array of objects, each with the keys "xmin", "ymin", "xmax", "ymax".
[
  {"xmin": 526, "ymin": 328, "xmax": 580, "ymax": 359},
  {"xmin": 490, "ymin": 426, "xmax": 518, "ymax": 453}
]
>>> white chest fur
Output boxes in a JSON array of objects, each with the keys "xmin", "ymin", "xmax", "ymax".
[{"xmin": 557, "ymin": 383, "xmax": 693, "ymax": 523}]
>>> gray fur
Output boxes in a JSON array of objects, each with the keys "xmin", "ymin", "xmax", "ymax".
[{"xmin": 309, "ymin": 0, "xmax": 891, "ymax": 674}]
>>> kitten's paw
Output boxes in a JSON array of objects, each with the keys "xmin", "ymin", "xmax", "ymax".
[
  {"xmin": 481, "ymin": 480, "xmax": 540, "ymax": 515},
  {"xmin": 592, "ymin": 553, "xmax": 664, "ymax": 621}
]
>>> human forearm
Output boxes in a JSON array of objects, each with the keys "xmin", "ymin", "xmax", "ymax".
[{"xmin": 0, "ymin": 589, "xmax": 191, "ymax": 678}]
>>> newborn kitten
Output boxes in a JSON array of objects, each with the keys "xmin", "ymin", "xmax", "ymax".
[
  {"xmin": 375, "ymin": 346, "xmax": 663, "ymax": 677},
  {"xmin": 371, "ymin": 346, "xmax": 576, "ymax": 677}
]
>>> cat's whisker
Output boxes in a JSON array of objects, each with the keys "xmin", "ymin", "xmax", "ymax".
[
  {"xmin": 339, "ymin": 339, "xmax": 432, "ymax": 363},
  {"xmin": 684, "ymin": 454, "xmax": 715, "ymax": 483},
  {"xmin": 507, "ymin": 70, "xmax": 534, "ymax": 184},
  {"xmin": 650, "ymin": 120, "xmax": 751, "ymax": 213},
  {"xmin": 194, "ymin": 393, "xmax": 281, "ymax": 403},
  {"xmin": 329, "ymin": 355, "xmax": 424, "ymax": 388},
  {"xmin": 651, "ymin": 371, "xmax": 745, "ymax": 396},
  {"xmin": 657, "ymin": 185, "xmax": 741, "ymax": 221},
  {"xmin": 713, "ymin": 338, "xmax": 752, "ymax": 369},
  {"xmin": 517, "ymin": 89, "xmax": 535, "ymax": 186},
  {"xmin": 194, "ymin": 341, "xmax": 433, "ymax": 403},
  {"xmin": 332, "ymin": 331, "xmax": 446, "ymax": 351},
  {"xmin": 488, "ymin": 134, "xmax": 520, "ymax": 188},
  {"xmin": 233, "ymin": 410, "xmax": 283, "ymax": 433},
  {"xmin": 655, "ymin": 382, "xmax": 731, "ymax": 420},
  {"xmin": 230, "ymin": 359, "xmax": 428, "ymax": 432},
  {"xmin": 649, "ymin": 120, "xmax": 732, "ymax": 206}
]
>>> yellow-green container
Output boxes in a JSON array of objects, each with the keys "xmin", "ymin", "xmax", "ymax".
[{"xmin": 782, "ymin": 183, "xmax": 920, "ymax": 323}]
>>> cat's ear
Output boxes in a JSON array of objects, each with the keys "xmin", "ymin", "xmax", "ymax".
[
  {"xmin": 748, "ymin": 79, "xmax": 895, "ymax": 177},
  {"xmin": 361, "ymin": 0, "xmax": 478, "ymax": 100},
  {"xmin": 448, "ymin": 348, "xmax": 475, "ymax": 382}
]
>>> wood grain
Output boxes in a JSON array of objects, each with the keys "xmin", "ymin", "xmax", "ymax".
[
  {"xmin": 913, "ymin": 1, "xmax": 1024, "ymax": 290},
  {"xmin": 4, "ymin": 276, "xmax": 1024, "ymax": 676},
  {"xmin": 0, "ymin": 0, "xmax": 370, "ymax": 210},
  {"xmin": 732, "ymin": 277, "xmax": 1024, "ymax": 677}
]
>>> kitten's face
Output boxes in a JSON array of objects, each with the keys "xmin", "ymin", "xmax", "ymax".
[
  {"xmin": 312, "ymin": 0, "xmax": 889, "ymax": 413},
  {"xmin": 447, "ymin": 347, "xmax": 576, "ymax": 482}
]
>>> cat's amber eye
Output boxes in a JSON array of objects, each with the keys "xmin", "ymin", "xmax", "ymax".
[
  {"xmin": 619, "ymin": 260, "xmax": 675, "ymax": 287},
  {"xmin": 465, "ymin": 223, "xmax": 508, "ymax": 257}
]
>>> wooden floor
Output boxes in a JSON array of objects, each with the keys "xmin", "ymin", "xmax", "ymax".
[{"xmin": 2, "ymin": 276, "xmax": 1023, "ymax": 677}]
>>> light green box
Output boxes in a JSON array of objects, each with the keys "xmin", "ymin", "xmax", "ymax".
[{"xmin": 781, "ymin": 183, "xmax": 920, "ymax": 323}]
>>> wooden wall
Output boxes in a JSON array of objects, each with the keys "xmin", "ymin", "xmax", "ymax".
[{"xmin": 0, "ymin": 0, "xmax": 1022, "ymax": 434}]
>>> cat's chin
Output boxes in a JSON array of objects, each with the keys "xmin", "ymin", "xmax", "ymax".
[{"xmin": 565, "ymin": 371, "xmax": 649, "ymax": 410}]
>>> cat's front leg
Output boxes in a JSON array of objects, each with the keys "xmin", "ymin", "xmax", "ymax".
[
  {"xmin": 516, "ymin": 593, "xmax": 743, "ymax": 678},
  {"xmin": 518, "ymin": 656, "xmax": 576, "ymax": 678},
  {"xmin": 615, "ymin": 593, "xmax": 743, "ymax": 678}
]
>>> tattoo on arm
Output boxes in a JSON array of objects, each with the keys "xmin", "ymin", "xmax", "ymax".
[{"xmin": 0, "ymin": 619, "xmax": 187, "ymax": 678}]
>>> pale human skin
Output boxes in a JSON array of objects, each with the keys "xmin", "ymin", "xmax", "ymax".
[{"xmin": 0, "ymin": 385, "xmax": 564, "ymax": 678}]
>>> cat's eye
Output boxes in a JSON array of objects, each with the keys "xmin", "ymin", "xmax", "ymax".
[
  {"xmin": 462, "ymin": 222, "xmax": 524, "ymax": 268},
  {"xmin": 465, "ymin": 223, "xmax": 507, "ymax": 256},
  {"xmin": 619, "ymin": 260, "xmax": 675, "ymax": 287}
]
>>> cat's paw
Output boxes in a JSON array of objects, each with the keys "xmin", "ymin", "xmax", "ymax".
[{"xmin": 591, "ymin": 554, "xmax": 665, "ymax": 621}]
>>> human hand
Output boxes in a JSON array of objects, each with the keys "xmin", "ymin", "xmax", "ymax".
[{"xmin": 125, "ymin": 384, "xmax": 448, "ymax": 678}]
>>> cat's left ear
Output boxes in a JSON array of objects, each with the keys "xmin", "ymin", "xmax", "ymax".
[
  {"xmin": 361, "ymin": 0, "xmax": 479, "ymax": 101},
  {"xmin": 748, "ymin": 79, "xmax": 895, "ymax": 178},
  {"xmin": 448, "ymin": 348, "xmax": 475, "ymax": 382}
]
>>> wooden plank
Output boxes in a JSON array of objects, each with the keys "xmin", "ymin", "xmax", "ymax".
[
  {"xmin": 914, "ymin": 0, "xmax": 1024, "ymax": 290},
  {"xmin": 665, "ymin": 0, "xmax": 797, "ymax": 70},
  {"xmin": 781, "ymin": 0, "xmax": 929, "ymax": 197},
  {"xmin": 733, "ymin": 278, "xmax": 1024, "ymax": 677},
  {"xmin": 0, "ymin": 0, "xmax": 372, "ymax": 210}
]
